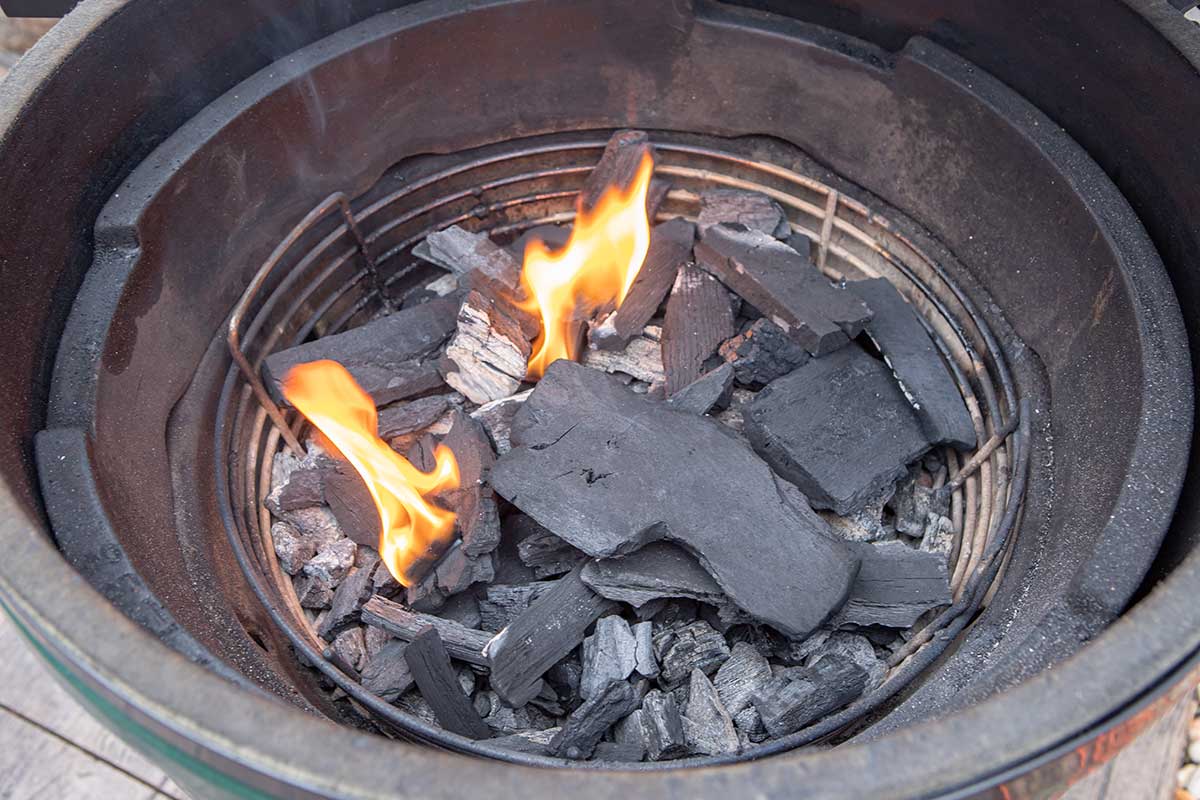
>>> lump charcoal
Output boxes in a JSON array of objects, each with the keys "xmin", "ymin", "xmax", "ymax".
[
  {"xmin": 485, "ymin": 727, "xmax": 562, "ymax": 756},
  {"xmin": 921, "ymin": 513, "xmax": 955, "ymax": 560},
  {"xmin": 632, "ymin": 621, "xmax": 658, "ymax": 679},
  {"xmin": 361, "ymin": 595, "xmax": 492, "ymax": 666},
  {"xmin": 582, "ymin": 327, "xmax": 665, "ymax": 386},
  {"xmin": 439, "ymin": 411, "xmax": 502, "ymax": 557},
  {"xmin": 751, "ymin": 654, "xmax": 869, "ymax": 738},
  {"xmin": 683, "ymin": 669, "xmax": 740, "ymax": 756},
  {"xmin": 405, "ymin": 567, "xmax": 446, "ymax": 613},
  {"xmin": 478, "ymin": 582, "xmax": 555, "ymax": 632},
  {"xmin": 279, "ymin": 506, "xmax": 342, "ymax": 549},
  {"xmin": 405, "ymin": 433, "xmax": 438, "ymax": 473},
  {"xmin": 666, "ymin": 363, "xmax": 734, "ymax": 415},
  {"xmin": 330, "ymin": 627, "xmax": 368, "ymax": 673},
  {"xmin": 744, "ymin": 344, "xmax": 931, "ymax": 516},
  {"xmin": 714, "ymin": 641, "xmax": 773, "ymax": 715},
  {"xmin": 821, "ymin": 485, "xmax": 896, "ymax": 543},
  {"xmin": 360, "ymin": 639, "xmax": 414, "ymax": 701},
  {"xmin": 439, "ymin": 591, "xmax": 482, "ymax": 630},
  {"xmin": 487, "ymin": 566, "xmax": 616, "ymax": 707},
  {"xmin": 549, "ymin": 680, "xmax": 641, "ymax": 760},
  {"xmin": 733, "ymin": 706, "xmax": 768, "ymax": 745},
  {"xmin": 293, "ymin": 573, "xmax": 333, "ymax": 609},
  {"xmin": 615, "ymin": 709, "xmax": 649, "ymax": 753},
  {"xmin": 363, "ymin": 624, "xmax": 393, "ymax": 664},
  {"xmin": 491, "ymin": 361, "xmax": 858, "ymax": 636},
  {"xmin": 263, "ymin": 298, "xmax": 456, "ymax": 406},
  {"xmin": 404, "ymin": 628, "xmax": 491, "ymax": 739},
  {"xmin": 265, "ymin": 465, "xmax": 324, "ymax": 516},
  {"xmin": 593, "ymin": 740, "xmax": 646, "ymax": 763},
  {"xmin": 773, "ymin": 629, "xmax": 831, "ymax": 667},
  {"xmin": 515, "ymin": 519, "xmax": 588, "ymax": 579},
  {"xmin": 414, "ymin": 225, "xmax": 520, "ymax": 291},
  {"xmin": 580, "ymin": 542, "xmax": 726, "ymax": 609},
  {"xmin": 652, "ymin": 620, "xmax": 731, "ymax": 690},
  {"xmin": 548, "ymin": 657, "xmax": 584, "ymax": 707},
  {"xmin": 318, "ymin": 555, "xmax": 379, "ymax": 638},
  {"xmin": 441, "ymin": 290, "xmax": 532, "ymax": 404},
  {"xmin": 697, "ymin": 188, "xmax": 791, "ymax": 239},
  {"xmin": 396, "ymin": 691, "xmax": 439, "ymax": 725},
  {"xmin": 661, "ymin": 265, "xmax": 735, "ymax": 395},
  {"xmin": 640, "ymin": 689, "xmax": 689, "ymax": 761},
  {"xmin": 834, "ymin": 540, "xmax": 952, "ymax": 629},
  {"xmin": 434, "ymin": 544, "xmax": 495, "ymax": 597},
  {"xmin": 579, "ymin": 130, "xmax": 654, "ymax": 213},
  {"xmin": 272, "ymin": 521, "xmax": 316, "ymax": 575},
  {"xmin": 470, "ymin": 389, "xmax": 532, "ymax": 455},
  {"xmin": 319, "ymin": 459, "xmax": 379, "ymax": 548},
  {"xmin": 718, "ymin": 318, "xmax": 810, "ymax": 386},
  {"xmin": 890, "ymin": 471, "xmax": 950, "ymax": 538},
  {"xmin": 475, "ymin": 690, "xmax": 555, "ymax": 735},
  {"xmin": 590, "ymin": 218, "xmax": 694, "ymax": 351},
  {"xmin": 849, "ymin": 277, "xmax": 976, "ymax": 449},
  {"xmin": 377, "ymin": 395, "xmax": 450, "ymax": 439},
  {"xmin": 694, "ymin": 224, "xmax": 863, "ymax": 355},
  {"xmin": 303, "ymin": 538, "xmax": 357, "ymax": 586},
  {"xmin": 580, "ymin": 616, "xmax": 638, "ymax": 699},
  {"xmin": 806, "ymin": 631, "xmax": 886, "ymax": 690}
]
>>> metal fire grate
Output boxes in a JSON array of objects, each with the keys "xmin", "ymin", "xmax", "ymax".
[{"xmin": 214, "ymin": 130, "xmax": 1031, "ymax": 767}]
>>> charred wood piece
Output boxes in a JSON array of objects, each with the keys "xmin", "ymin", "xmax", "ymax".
[
  {"xmin": 751, "ymin": 653, "xmax": 868, "ymax": 738},
  {"xmin": 549, "ymin": 680, "xmax": 640, "ymax": 760},
  {"xmin": 440, "ymin": 290, "xmax": 532, "ymax": 404},
  {"xmin": 478, "ymin": 582, "xmax": 555, "ymax": 632},
  {"xmin": 470, "ymin": 389, "xmax": 532, "ymax": 455},
  {"xmin": 745, "ymin": 344, "xmax": 932, "ymax": 516},
  {"xmin": 361, "ymin": 595, "xmax": 491, "ymax": 666},
  {"xmin": 582, "ymin": 326, "xmax": 665, "ymax": 386},
  {"xmin": 404, "ymin": 628, "xmax": 491, "ymax": 739},
  {"xmin": 319, "ymin": 459, "xmax": 379, "ymax": 549},
  {"xmin": 661, "ymin": 265, "xmax": 735, "ymax": 394},
  {"xmin": 834, "ymin": 541, "xmax": 952, "ymax": 629},
  {"xmin": 697, "ymin": 188, "xmax": 791, "ymax": 239},
  {"xmin": 263, "ymin": 299, "xmax": 456, "ymax": 406},
  {"xmin": 265, "ymin": 465, "xmax": 324, "ymax": 516},
  {"xmin": 491, "ymin": 361, "xmax": 858, "ymax": 636},
  {"xmin": 414, "ymin": 225, "xmax": 520, "ymax": 294},
  {"xmin": 433, "ymin": 543, "xmax": 495, "ymax": 597},
  {"xmin": 714, "ymin": 641, "xmax": 773, "ymax": 716},
  {"xmin": 666, "ymin": 363, "xmax": 734, "ymax": 415},
  {"xmin": 640, "ymin": 689, "xmax": 689, "ymax": 761},
  {"xmin": 653, "ymin": 620, "xmax": 731, "ymax": 690},
  {"xmin": 806, "ymin": 631, "xmax": 886, "ymax": 690},
  {"xmin": 718, "ymin": 318, "xmax": 810, "ymax": 386},
  {"xmin": 580, "ymin": 130, "xmax": 654, "ymax": 214},
  {"xmin": 580, "ymin": 615, "xmax": 638, "ymax": 699},
  {"xmin": 439, "ymin": 411, "xmax": 502, "ymax": 557},
  {"xmin": 683, "ymin": 668, "xmax": 740, "ymax": 756}
]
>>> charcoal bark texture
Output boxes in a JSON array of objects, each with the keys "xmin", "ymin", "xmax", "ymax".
[
  {"xmin": 582, "ymin": 327, "xmax": 665, "ymax": 386},
  {"xmin": 377, "ymin": 395, "xmax": 450, "ymax": 439},
  {"xmin": 666, "ymin": 363, "xmax": 734, "ymax": 415},
  {"xmin": 303, "ymin": 538, "xmax": 356, "ymax": 586},
  {"xmin": 653, "ymin": 620, "xmax": 731, "ymax": 690},
  {"xmin": 714, "ymin": 641, "xmax": 773, "ymax": 716},
  {"xmin": 478, "ymin": 582, "xmax": 555, "ymax": 632},
  {"xmin": 491, "ymin": 361, "xmax": 858, "ymax": 636},
  {"xmin": 661, "ymin": 265, "xmax": 735, "ymax": 394},
  {"xmin": 640, "ymin": 689, "xmax": 689, "ymax": 761},
  {"xmin": 263, "ymin": 299, "xmax": 456, "ymax": 406},
  {"xmin": 361, "ymin": 596, "xmax": 492, "ymax": 666},
  {"xmin": 683, "ymin": 669, "xmax": 740, "ymax": 756},
  {"xmin": 487, "ymin": 566, "xmax": 616, "ymax": 708},
  {"xmin": 745, "ymin": 344, "xmax": 932, "ymax": 515},
  {"xmin": 751, "ymin": 653, "xmax": 868, "ymax": 738},
  {"xmin": 589, "ymin": 218, "xmax": 693, "ymax": 351},
  {"xmin": 360, "ymin": 639, "xmax": 414, "ymax": 701},
  {"xmin": 549, "ymin": 680, "xmax": 640, "ymax": 760},
  {"xmin": 580, "ymin": 616, "xmax": 638, "ymax": 699},
  {"xmin": 694, "ymin": 224, "xmax": 868, "ymax": 355},
  {"xmin": 404, "ymin": 628, "xmax": 491, "ymax": 739},
  {"xmin": 579, "ymin": 130, "xmax": 654, "ymax": 213},
  {"xmin": 440, "ymin": 290, "xmax": 532, "ymax": 404},
  {"xmin": 580, "ymin": 542, "xmax": 726, "ymax": 609},
  {"xmin": 697, "ymin": 188, "xmax": 791, "ymax": 239},
  {"xmin": 318, "ymin": 556, "xmax": 378, "ymax": 638},
  {"xmin": 717, "ymin": 318, "xmax": 810, "ymax": 386},
  {"xmin": 470, "ymin": 389, "xmax": 532, "ymax": 455},
  {"xmin": 834, "ymin": 540, "xmax": 952, "ymax": 629},
  {"xmin": 849, "ymin": 278, "xmax": 976, "ymax": 449}
]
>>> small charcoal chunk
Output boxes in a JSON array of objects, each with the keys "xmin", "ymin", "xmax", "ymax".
[
  {"xmin": 834, "ymin": 541, "xmax": 952, "ymax": 629},
  {"xmin": 653, "ymin": 621, "xmax": 731, "ymax": 690},
  {"xmin": 293, "ymin": 573, "xmax": 333, "ymax": 609},
  {"xmin": 485, "ymin": 727, "xmax": 561, "ymax": 756},
  {"xmin": 303, "ymin": 538, "xmax": 357, "ymax": 586},
  {"xmin": 751, "ymin": 654, "xmax": 868, "ymax": 738},
  {"xmin": 718, "ymin": 319, "xmax": 810, "ymax": 385},
  {"xmin": 377, "ymin": 395, "xmax": 450, "ymax": 439},
  {"xmin": 683, "ymin": 669, "xmax": 739, "ymax": 756},
  {"xmin": 329, "ymin": 627, "xmax": 368, "ymax": 672},
  {"xmin": 662, "ymin": 265, "xmax": 735, "ymax": 394},
  {"xmin": 582, "ymin": 326, "xmax": 665, "ymax": 386},
  {"xmin": 580, "ymin": 542, "xmax": 726, "ymax": 609},
  {"xmin": 470, "ymin": 389, "xmax": 532, "ymax": 455},
  {"xmin": 272, "ymin": 521, "xmax": 316, "ymax": 575},
  {"xmin": 640, "ymin": 689, "xmax": 689, "ymax": 761},
  {"xmin": 441, "ymin": 290, "xmax": 532, "ymax": 404},
  {"xmin": 318, "ymin": 556, "xmax": 378, "ymax": 638},
  {"xmin": 549, "ymin": 680, "xmax": 641, "ymax": 760},
  {"xmin": 263, "ymin": 299, "xmax": 455, "ymax": 406},
  {"xmin": 666, "ymin": 363, "xmax": 734, "ymax": 415},
  {"xmin": 806, "ymin": 631, "xmax": 886, "ymax": 690},
  {"xmin": 360, "ymin": 639, "xmax": 414, "ymax": 701},
  {"xmin": 581, "ymin": 616, "xmax": 638, "ymax": 699},
  {"xmin": 745, "ymin": 344, "xmax": 931, "ymax": 516},
  {"xmin": 714, "ymin": 641, "xmax": 773, "ymax": 715},
  {"xmin": 434, "ymin": 544, "xmax": 495, "ymax": 597},
  {"xmin": 478, "ymin": 582, "xmax": 555, "ymax": 632},
  {"xmin": 404, "ymin": 628, "xmax": 491, "ymax": 739},
  {"xmin": 414, "ymin": 225, "xmax": 520, "ymax": 289},
  {"xmin": 515, "ymin": 520, "xmax": 588, "ymax": 579},
  {"xmin": 697, "ymin": 188, "xmax": 791, "ymax": 239},
  {"xmin": 265, "ymin": 465, "xmax": 324, "ymax": 515},
  {"xmin": 821, "ymin": 486, "xmax": 895, "ymax": 543},
  {"xmin": 632, "ymin": 621, "xmax": 658, "ymax": 679},
  {"xmin": 593, "ymin": 740, "xmax": 645, "ymax": 763}
]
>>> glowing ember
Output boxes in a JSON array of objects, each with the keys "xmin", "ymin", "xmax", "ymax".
[
  {"xmin": 520, "ymin": 151, "xmax": 655, "ymax": 379},
  {"xmin": 281, "ymin": 360, "xmax": 459, "ymax": 585}
]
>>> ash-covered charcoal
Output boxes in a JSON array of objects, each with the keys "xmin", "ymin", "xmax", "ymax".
[
  {"xmin": 485, "ymin": 727, "xmax": 562, "ymax": 756},
  {"xmin": 470, "ymin": 389, "xmax": 532, "ymax": 455},
  {"xmin": 834, "ymin": 541, "xmax": 952, "ymax": 629},
  {"xmin": 440, "ymin": 290, "xmax": 533, "ymax": 404},
  {"xmin": 294, "ymin": 573, "xmax": 333, "ymax": 609},
  {"xmin": 580, "ymin": 542, "xmax": 726, "ymax": 609},
  {"xmin": 714, "ymin": 641, "xmax": 773, "ymax": 716},
  {"xmin": 579, "ymin": 130, "xmax": 654, "ymax": 213},
  {"xmin": 696, "ymin": 188, "xmax": 791, "ymax": 239},
  {"xmin": 361, "ymin": 596, "xmax": 492, "ymax": 666},
  {"xmin": 363, "ymin": 625, "xmax": 393, "ymax": 663},
  {"xmin": 277, "ymin": 506, "xmax": 342, "ymax": 547},
  {"xmin": 318, "ymin": 556, "xmax": 378, "ymax": 638},
  {"xmin": 652, "ymin": 620, "xmax": 731, "ymax": 690},
  {"xmin": 265, "ymin": 462, "xmax": 324, "ymax": 516},
  {"xmin": 849, "ymin": 277, "xmax": 976, "ymax": 449},
  {"xmin": 683, "ymin": 669, "xmax": 740, "ymax": 756},
  {"xmin": 921, "ymin": 514, "xmax": 955, "ymax": 560},
  {"xmin": 549, "ymin": 680, "xmax": 641, "ymax": 760},
  {"xmin": 487, "ymin": 566, "xmax": 616, "ymax": 708},
  {"xmin": 821, "ymin": 486, "xmax": 896, "ymax": 543},
  {"xmin": 632, "ymin": 621, "xmax": 658, "ymax": 679},
  {"xmin": 718, "ymin": 319, "xmax": 810, "ymax": 386},
  {"xmin": 733, "ymin": 706, "xmax": 768, "ymax": 746},
  {"xmin": 303, "ymin": 538, "xmax": 357, "ymax": 587},
  {"xmin": 745, "ymin": 343, "xmax": 932, "ymax": 516},
  {"xmin": 318, "ymin": 459, "xmax": 379, "ymax": 548},
  {"xmin": 272, "ymin": 521, "xmax": 315, "ymax": 575},
  {"xmin": 751, "ymin": 653, "xmax": 869, "ymax": 738},
  {"xmin": 593, "ymin": 740, "xmax": 645, "ymax": 763},
  {"xmin": 661, "ymin": 265, "xmax": 735, "ymax": 395},
  {"xmin": 695, "ymin": 225, "xmax": 870, "ymax": 355},
  {"xmin": 890, "ymin": 470, "xmax": 951, "ymax": 538},
  {"xmin": 640, "ymin": 689, "xmax": 689, "ymax": 761},
  {"xmin": 666, "ymin": 363, "xmax": 734, "ymax": 415},
  {"xmin": 490, "ymin": 362, "xmax": 858, "ymax": 636},
  {"xmin": 263, "ymin": 298, "xmax": 456, "ymax": 407},
  {"xmin": 377, "ymin": 395, "xmax": 450, "ymax": 439},
  {"xmin": 413, "ymin": 225, "xmax": 520, "ymax": 292},
  {"xmin": 580, "ymin": 616, "xmax": 638, "ymax": 699},
  {"xmin": 581, "ymin": 325, "xmax": 665, "ymax": 387},
  {"xmin": 806, "ymin": 631, "xmax": 886, "ymax": 690},
  {"xmin": 514, "ymin": 519, "xmax": 588, "ymax": 579},
  {"xmin": 589, "ymin": 218, "xmax": 693, "ymax": 352},
  {"xmin": 478, "ymin": 582, "xmax": 555, "ymax": 632},
  {"xmin": 404, "ymin": 628, "xmax": 491, "ymax": 739},
  {"xmin": 329, "ymin": 627, "xmax": 368, "ymax": 673},
  {"xmin": 439, "ymin": 411, "xmax": 502, "ymax": 558},
  {"xmin": 360, "ymin": 639, "xmax": 414, "ymax": 701}
]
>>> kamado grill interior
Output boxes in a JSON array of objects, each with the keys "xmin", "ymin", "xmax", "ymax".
[{"xmin": 4, "ymin": 0, "xmax": 1198, "ymax": 796}]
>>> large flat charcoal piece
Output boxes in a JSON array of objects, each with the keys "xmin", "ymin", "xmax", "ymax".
[
  {"xmin": 590, "ymin": 218, "xmax": 693, "ymax": 351},
  {"xmin": 441, "ymin": 291, "xmax": 532, "ymax": 404},
  {"xmin": 580, "ymin": 542, "xmax": 725, "ymax": 609},
  {"xmin": 580, "ymin": 616, "xmax": 638, "ymax": 699},
  {"xmin": 751, "ymin": 653, "xmax": 869, "ymax": 738},
  {"xmin": 745, "ymin": 344, "xmax": 932, "ymax": 516},
  {"xmin": 491, "ymin": 361, "xmax": 858, "ymax": 636},
  {"xmin": 661, "ymin": 265, "xmax": 735, "ymax": 394},
  {"xmin": 361, "ymin": 596, "xmax": 492, "ymax": 666},
  {"xmin": 404, "ymin": 628, "xmax": 491, "ymax": 739},
  {"xmin": 696, "ymin": 188, "xmax": 790, "ymax": 239},
  {"xmin": 835, "ymin": 541, "xmax": 952, "ymax": 629},
  {"xmin": 263, "ymin": 299, "xmax": 456, "ymax": 406},
  {"xmin": 319, "ymin": 459, "xmax": 378, "ymax": 548},
  {"xmin": 718, "ymin": 319, "xmax": 810, "ymax": 386},
  {"xmin": 579, "ymin": 130, "xmax": 654, "ymax": 213},
  {"xmin": 683, "ymin": 668, "xmax": 739, "ymax": 756},
  {"xmin": 549, "ymin": 680, "xmax": 640, "ymax": 760},
  {"xmin": 850, "ymin": 278, "xmax": 976, "ymax": 449},
  {"xmin": 487, "ymin": 566, "xmax": 616, "ymax": 708},
  {"xmin": 695, "ymin": 224, "xmax": 869, "ymax": 354},
  {"xmin": 653, "ymin": 620, "xmax": 731, "ymax": 690}
]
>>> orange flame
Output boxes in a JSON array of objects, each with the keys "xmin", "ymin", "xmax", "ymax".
[
  {"xmin": 280, "ymin": 360, "xmax": 459, "ymax": 585},
  {"xmin": 520, "ymin": 151, "xmax": 655, "ymax": 378}
]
